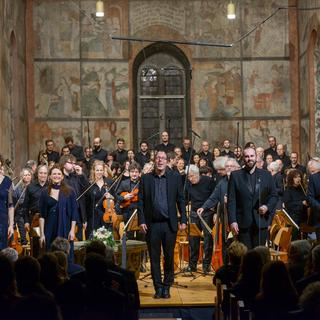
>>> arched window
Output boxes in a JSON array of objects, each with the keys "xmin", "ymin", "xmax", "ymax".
[{"xmin": 133, "ymin": 44, "xmax": 191, "ymax": 149}]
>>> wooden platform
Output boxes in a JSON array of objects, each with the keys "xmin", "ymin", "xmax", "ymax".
[{"xmin": 138, "ymin": 271, "xmax": 216, "ymax": 308}]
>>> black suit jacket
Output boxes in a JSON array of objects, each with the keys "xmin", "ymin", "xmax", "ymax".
[
  {"xmin": 138, "ymin": 169, "xmax": 187, "ymax": 232},
  {"xmin": 227, "ymin": 168, "xmax": 278, "ymax": 229},
  {"xmin": 307, "ymin": 172, "xmax": 320, "ymax": 226}
]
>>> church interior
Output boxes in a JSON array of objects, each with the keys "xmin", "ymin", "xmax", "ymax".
[{"xmin": 1, "ymin": 1, "xmax": 320, "ymax": 320}]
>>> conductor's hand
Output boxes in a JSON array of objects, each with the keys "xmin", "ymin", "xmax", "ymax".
[
  {"xmin": 140, "ymin": 224, "xmax": 148, "ymax": 234},
  {"xmin": 179, "ymin": 223, "xmax": 187, "ymax": 231},
  {"xmin": 197, "ymin": 208, "xmax": 204, "ymax": 216},
  {"xmin": 230, "ymin": 222, "xmax": 239, "ymax": 235},
  {"xmin": 259, "ymin": 205, "xmax": 268, "ymax": 215}
]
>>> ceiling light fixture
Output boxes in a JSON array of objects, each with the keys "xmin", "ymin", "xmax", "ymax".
[
  {"xmin": 96, "ymin": 0, "xmax": 104, "ymax": 17},
  {"xmin": 227, "ymin": 2, "xmax": 236, "ymax": 20}
]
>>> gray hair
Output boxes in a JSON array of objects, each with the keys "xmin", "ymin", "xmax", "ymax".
[
  {"xmin": 185, "ymin": 164, "xmax": 199, "ymax": 176},
  {"xmin": 288, "ymin": 240, "xmax": 312, "ymax": 263},
  {"xmin": 51, "ymin": 237, "xmax": 71, "ymax": 255},
  {"xmin": 1, "ymin": 247, "xmax": 18, "ymax": 263},
  {"xmin": 225, "ymin": 158, "xmax": 240, "ymax": 169},
  {"xmin": 268, "ymin": 161, "xmax": 280, "ymax": 173},
  {"xmin": 213, "ymin": 156, "xmax": 228, "ymax": 170}
]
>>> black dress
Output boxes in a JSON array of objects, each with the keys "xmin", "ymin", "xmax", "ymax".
[{"xmin": 283, "ymin": 186, "xmax": 307, "ymax": 240}]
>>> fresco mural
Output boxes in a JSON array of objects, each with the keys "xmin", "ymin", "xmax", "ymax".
[
  {"xmin": 81, "ymin": 0, "xmax": 128, "ymax": 59},
  {"xmin": 82, "ymin": 120, "xmax": 130, "ymax": 150},
  {"xmin": 185, "ymin": 0, "xmax": 241, "ymax": 58},
  {"xmin": 194, "ymin": 61, "xmax": 242, "ymax": 118},
  {"xmin": 81, "ymin": 62, "xmax": 129, "ymax": 117},
  {"xmin": 34, "ymin": 62, "xmax": 81, "ymax": 118},
  {"xmin": 30, "ymin": 121, "xmax": 82, "ymax": 159},
  {"xmin": 243, "ymin": 60, "xmax": 290, "ymax": 117},
  {"xmin": 194, "ymin": 120, "xmax": 244, "ymax": 151},
  {"xmin": 244, "ymin": 119, "xmax": 291, "ymax": 151},
  {"xmin": 33, "ymin": 0, "xmax": 80, "ymax": 59},
  {"xmin": 242, "ymin": 0, "xmax": 289, "ymax": 57}
]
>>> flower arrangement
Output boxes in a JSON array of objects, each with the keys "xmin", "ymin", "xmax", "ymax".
[{"xmin": 91, "ymin": 226, "xmax": 116, "ymax": 248}]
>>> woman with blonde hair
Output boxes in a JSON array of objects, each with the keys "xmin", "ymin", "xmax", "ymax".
[{"xmin": 86, "ymin": 160, "xmax": 114, "ymax": 238}]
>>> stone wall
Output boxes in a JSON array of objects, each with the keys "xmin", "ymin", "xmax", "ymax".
[
  {"xmin": 26, "ymin": 0, "xmax": 293, "ymax": 158},
  {"xmin": 0, "ymin": 0, "xmax": 27, "ymax": 175},
  {"xmin": 298, "ymin": 0, "xmax": 320, "ymax": 160}
]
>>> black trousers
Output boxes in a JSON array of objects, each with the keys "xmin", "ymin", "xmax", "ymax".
[
  {"xmin": 189, "ymin": 214, "xmax": 213, "ymax": 269},
  {"xmin": 146, "ymin": 221, "xmax": 176, "ymax": 290},
  {"xmin": 238, "ymin": 223, "xmax": 268, "ymax": 249}
]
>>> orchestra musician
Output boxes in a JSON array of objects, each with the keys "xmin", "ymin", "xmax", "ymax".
[
  {"xmin": 197, "ymin": 157, "xmax": 240, "ymax": 264},
  {"xmin": 22, "ymin": 164, "xmax": 48, "ymax": 257},
  {"xmin": 227, "ymin": 147, "xmax": 278, "ymax": 249},
  {"xmin": 85, "ymin": 160, "xmax": 114, "ymax": 238},
  {"xmin": 138, "ymin": 150, "xmax": 187, "ymax": 299},
  {"xmin": 13, "ymin": 167, "xmax": 33, "ymax": 245},
  {"xmin": 185, "ymin": 164, "xmax": 215, "ymax": 274},
  {"xmin": 0, "ymin": 155, "xmax": 14, "ymax": 249},
  {"xmin": 116, "ymin": 162, "xmax": 141, "ymax": 240}
]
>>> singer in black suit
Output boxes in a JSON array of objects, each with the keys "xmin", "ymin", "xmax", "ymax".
[
  {"xmin": 138, "ymin": 151, "xmax": 187, "ymax": 299},
  {"xmin": 227, "ymin": 147, "xmax": 278, "ymax": 249}
]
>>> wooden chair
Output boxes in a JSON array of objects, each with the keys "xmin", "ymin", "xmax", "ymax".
[{"xmin": 214, "ymin": 279, "xmax": 223, "ymax": 320}]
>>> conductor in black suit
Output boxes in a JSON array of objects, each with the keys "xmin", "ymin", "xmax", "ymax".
[
  {"xmin": 138, "ymin": 150, "xmax": 187, "ymax": 299},
  {"xmin": 227, "ymin": 147, "xmax": 278, "ymax": 249}
]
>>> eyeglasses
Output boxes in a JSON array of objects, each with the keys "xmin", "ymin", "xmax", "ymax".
[
  {"xmin": 156, "ymin": 156, "xmax": 167, "ymax": 161},
  {"xmin": 67, "ymin": 161, "xmax": 76, "ymax": 165}
]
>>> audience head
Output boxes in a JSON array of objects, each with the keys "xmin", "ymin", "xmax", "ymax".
[
  {"xmin": 311, "ymin": 244, "xmax": 320, "ymax": 273},
  {"xmin": 13, "ymin": 293, "xmax": 63, "ymax": 320},
  {"xmin": 260, "ymin": 260, "xmax": 297, "ymax": 302},
  {"xmin": 14, "ymin": 256, "xmax": 41, "ymax": 293},
  {"xmin": 288, "ymin": 240, "xmax": 312, "ymax": 264},
  {"xmin": 1, "ymin": 247, "xmax": 18, "ymax": 263},
  {"xmin": 0, "ymin": 255, "xmax": 16, "ymax": 295},
  {"xmin": 254, "ymin": 246, "xmax": 271, "ymax": 265},
  {"xmin": 299, "ymin": 281, "xmax": 320, "ymax": 320},
  {"xmin": 227, "ymin": 241, "xmax": 247, "ymax": 266},
  {"xmin": 51, "ymin": 237, "xmax": 70, "ymax": 255}
]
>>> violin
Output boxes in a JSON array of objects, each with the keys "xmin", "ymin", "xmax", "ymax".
[
  {"xmin": 120, "ymin": 181, "xmax": 139, "ymax": 208},
  {"xmin": 103, "ymin": 197, "xmax": 117, "ymax": 223},
  {"xmin": 10, "ymin": 225, "xmax": 23, "ymax": 254}
]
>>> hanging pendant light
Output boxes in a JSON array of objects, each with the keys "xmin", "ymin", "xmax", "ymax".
[
  {"xmin": 227, "ymin": 2, "xmax": 236, "ymax": 20},
  {"xmin": 96, "ymin": 0, "xmax": 104, "ymax": 17}
]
